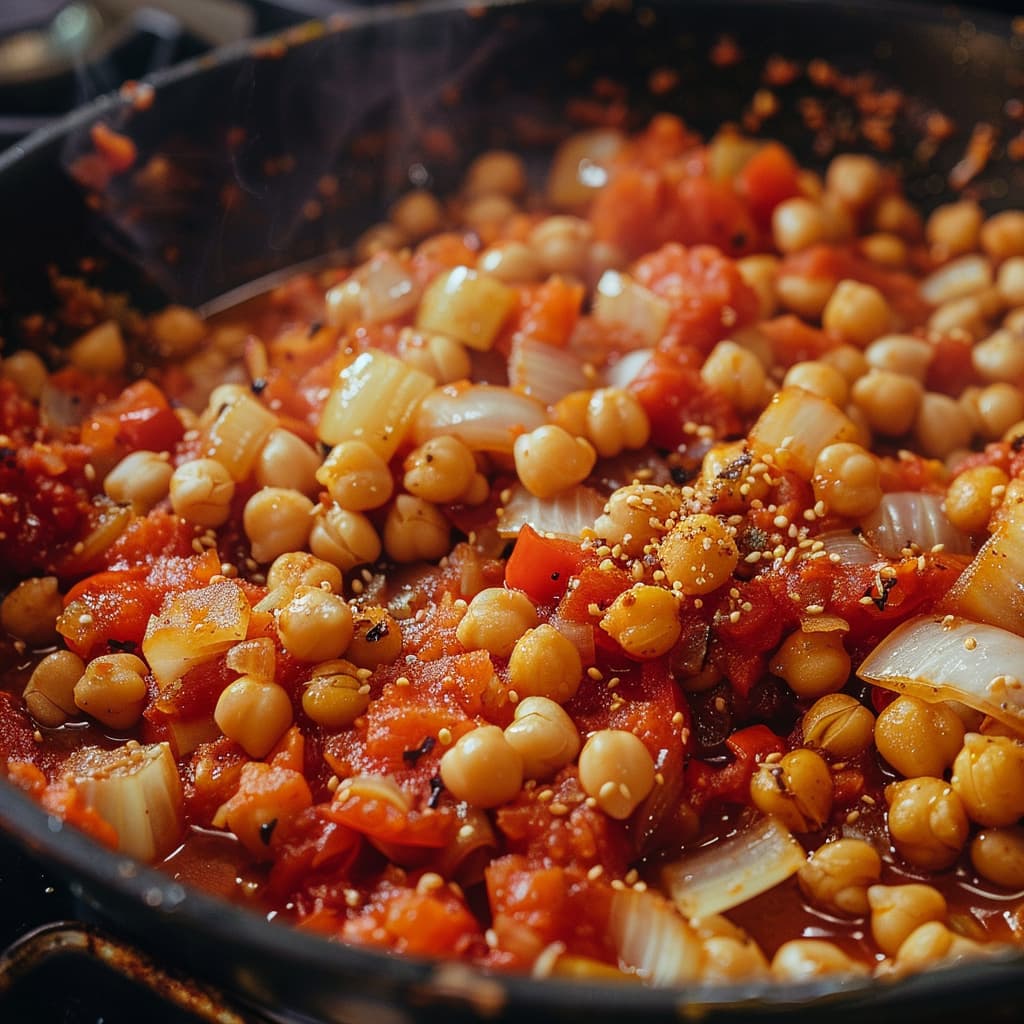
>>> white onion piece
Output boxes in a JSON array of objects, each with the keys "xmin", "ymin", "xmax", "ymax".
[
  {"xmin": 497, "ymin": 483, "xmax": 604, "ymax": 539},
  {"xmin": 548, "ymin": 614, "xmax": 596, "ymax": 665},
  {"xmin": 508, "ymin": 335, "xmax": 590, "ymax": 405},
  {"xmin": 608, "ymin": 888, "xmax": 702, "ymax": 985},
  {"xmin": 546, "ymin": 129, "xmax": 624, "ymax": 209},
  {"xmin": 860, "ymin": 492, "xmax": 972, "ymax": 558},
  {"xmin": 920, "ymin": 255, "xmax": 992, "ymax": 306},
  {"xmin": 604, "ymin": 349, "xmax": 654, "ymax": 390},
  {"xmin": 857, "ymin": 614, "xmax": 1024, "ymax": 733},
  {"xmin": 661, "ymin": 817, "xmax": 806, "ymax": 919},
  {"xmin": 817, "ymin": 529, "xmax": 880, "ymax": 566},
  {"xmin": 593, "ymin": 271, "xmax": 671, "ymax": 348},
  {"xmin": 413, "ymin": 385, "xmax": 547, "ymax": 454}
]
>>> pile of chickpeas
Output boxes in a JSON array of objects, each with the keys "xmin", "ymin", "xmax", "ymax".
[{"xmin": 6, "ymin": 127, "xmax": 1024, "ymax": 986}]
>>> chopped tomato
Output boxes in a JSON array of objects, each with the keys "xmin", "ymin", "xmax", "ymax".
[
  {"xmin": 507, "ymin": 276, "xmax": 584, "ymax": 349},
  {"xmin": 505, "ymin": 525, "xmax": 597, "ymax": 604},
  {"xmin": 685, "ymin": 724, "xmax": 787, "ymax": 810},
  {"xmin": 760, "ymin": 315, "xmax": 838, "ymax": 367},
  {"xmin": 736, "ymin": 142, "xmax": 802, "ymax": 231}
]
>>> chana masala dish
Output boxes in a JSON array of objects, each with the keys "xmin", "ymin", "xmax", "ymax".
[{"xmin": 5, "ymin": 114, "xmax": 1024, "ymax": 987}]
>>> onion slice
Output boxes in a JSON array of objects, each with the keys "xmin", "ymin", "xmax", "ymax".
[
  {"xmin": 498, "ymin": 483, "xmax": 604, "ymax": 539},
  {"xmin": 857, "ymin": 614, "xmax": 1024, "ymax": 733},
  {"xmin": 860, "ymin": 492, "xmax": 972, "ymax": 558},
  {"xmin": 508, "ymin": 335, "xmax": 591, "ymax": 405},
  {"xmin": 608, "ymin": 888, "xmax": 703, "ymax": 985},
  {"xmin": 661, "ymin": 816, "xmax": 806, "ymax": 919},
  {"xmin": 817, "ymin": 529, "xmax": 880, "ymax": 566},
  {"xmin": 413, "ymin": 385, "xmax": 547, "ymax": 454}
]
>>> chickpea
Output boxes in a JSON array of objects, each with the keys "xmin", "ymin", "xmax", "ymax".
[
  {"xmin": 277, "ymin": 586, "xmax": 354, "ymax": 662},
  {"xmin": 822, "ymin": 279, "xmax": 891, "ymax": 347},
  {"xmin": 850, "ymin": 370, "xmax": 923, "ymax": 436},
  {"xmin": 513, "ymin": 424, "xmax": 596, "ymax": 499},
  {"xmin": 701, "ymin": 341, "xmax": 767, "ymax": 413},
  {"xmin": 820, "ymin": 343, "xmax": 869, "ymax": 384},
  {"xmin": 749, "ymin": 749, "xmax": 833, "ymax": 833},
  {"xmin": 529, "ymin": 216, "xmax": 592, "ymax": 275},
  {"xmin": 701, "ymin": 936, "xmax": 770, "ymax": 983},
  {"xmin": 464, "ymin": 150, "xmax": 526, "ymax": 199},
  {"xmin": 892, "ymin": 921, "xmax": 989, "ymax": 975},
  {"xmin": 456, "ymin": 588, "xmax": 538, "ymax": 658},
  {"xmin": 658, "ymin": 514, "xmax": 739, "ymax": 596},
  {"xmin": 915, "ymin": 392, "xmax": 975, "ymax": 459},
  {"xmin": 975, "ymin": 382, "xmax": 1024, "ymax": 440},
  {"xmin": 874, "ymin": 696, "xmax": 965, "ymax": 779},
  {"xmin": 73, "ymin": 653, "xmax": 148, "ymax": 730},
  {"xmin": 214, "ymin": 676, "xmax": 293, "ymax": 759},
  {"xmin": 383, "ymin": 495, "xmax": 451, "ymax": 563},
  {"xmin": 1, "ymin": 576, "xmax": 62, "ymax": 647},
  {"xmin": 3, "ymin": 350, "xmax": 48, "ymax": 399},
  {"xmin": 310, "ymin": 506, "xmax": 381, "ymax": 572},
  {"xmin": 316, "ymin": 440, "xmax": 393, "ymax": 512},
  {"xmin": 584, "ymin": 388, "xmax": 651, "ymax": 457},
  {"xmin": 68, "ymin": 321, "xmax": 127, "ymax": 374},
  {"xmin": 930, "ymin": 290, "xmax": 1001, "ymax": 339},
  {"xmin": 970, "ymin": 827, "xmax": 1024, "ymax": 889},
  {"xmin": 772, "ymin": 198, "xmax": 828, "ymax": 254},
  {"xmin": 578, "ymin": 729, "xmax": 655, "ymax": 819},
  {"xmin": 243, "ymin": 487, "xmax": 314, "ymax": 564},
  {"xmin": 774, "ymin": 273, "xmax": 834, "ymax": 319},
  {"xmin": 150, "ymin": 305, "xmax": 205, "ymax": 359},
  {"xmin": 503, "ymin": 696, "xmax": 581, "ymax": 780},
  {"xmin": 694, "ymin": 440, "xmax": 769, "ymax": 513},
  {"xmin": 478, "ymin": 241, "xmax": 542, "ymax": 283},
  {"xmin": 826, "ymin": 154, "xmax": 882, "ymax": 210},
  {"xmin": 403, "ymin": 435, "xmax": 477, "ymax": 504},
  {"xmin": 864, "ymin": 335, "xmax": 933, "ymax": 381},
  {"xmin": 783, "ymin": 361, "xmax": 849, "ymax": 406},
  {"xmin": 440, "ymin": 725, "xmax": 524, "ymax": 808},
  {"xmin": 926, "ymin": 199, "xmax": 983, "ymax": 257},
  {"xmin": 770, "ymin": 939, "xmax": 867, "ymax": 980},
  {"xmin": 266, "ymin": 551, "xmax": 342, "ymax": 595},
  {"xmin": 355, "ymin": 221, "xmax": 406, "ymax": 261},
  {"xmin": 860, "ymin": 233, "xmax": 908, "ymax": 268},
  {"xmin": 972, "ymin": 329, "xmax": 1024, "ymax": 383},
  {"xmin": 463, "ymin": 194, "xmax": 517, "ymax": 243},
  {"xmin": 103, "ymin": 450, "xmax": 173, "ymax": 514},
  {"xmin": 255, "ymin": 428, "xmax": 321, "ymax": 495},
  {"xmin": 390, "ymin": 190, "xmax": 443, "ymax": 241},
  {"xmin": 771, "ymin": 629, "xmax": 851, "ymax": 699},
  {"xmin": 798, "ymin": 838, "xmax": 882, "ymax": 916},
  {"xmin": 169, "ymin": 458, "xmax": 235, "ymax": 527},
  {"xmin": 981, "ymin": 211, "xmax": 1024, "ymax": 260},
  {"xmin": 802, "ymin": 693, "xmax": 875, "ymax": 759},
  {"xmin": 736, "ymin": 254, "xmax": 779, "ymax": 319},
  {"xmin": 594, "ymin": 484, "xmax": 679, "ymax": 557},
  {"xmin": 885, "ymin": 777, "xmax": 969, "ymax": 870},
  {"xmin": 997, "ymin": 257, "xmax": 1024, "ymax": 306},
  {"xmin": 600, "ymin": 585, "xmax": 681, "ymax": 659},
  {"xmin": 873, "ymin": 194, "xmax": 923, "ymax": 240},
  {"xmin": 811, "ymin": 442, "xmax": 883, "ymax": 518},
  {"xmin": 301, "ymin": 662, "xmax": 369, "ymax": 729},
  {"xmin": 868, "ymin": 883, "xmax": 947, "ymax": 957},
  {"xmin": 396, "ymin": 328, "xmax": 472, "ymax": 384},
  {"xmin": 23, "ymin": 650, "xmax": 85, "ymax": 727},
  {"xmin": 507, "ymin": 624, "xmax": 583, "ymax": 704},
  {"xmin": 951, "ymin": 732, "xmax": 1024, "ymax": 827},
  {"xmin": 346, "ymin": 606, "xmax": 402, "ymax": 668}
]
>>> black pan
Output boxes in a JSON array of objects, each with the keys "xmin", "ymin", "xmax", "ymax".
[{"xmin": 2, "ymin": 1, "xmax": 1024, "ymax": 1020}]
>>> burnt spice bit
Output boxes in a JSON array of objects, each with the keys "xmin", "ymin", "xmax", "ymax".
[
  {"xmin": 864, "ymin": 575, "xmax": 898, "ymax": 611},
  {"xmin": 307, "ymin": 320, "xmax": 323, "ymax": 338},
  {"xmin": 365, "ymin": 619, "xmax": 389, "ymax": 643},
  {"xmin": 259, "ymin": 818, "xmax": 278, "ymax": 845},
  {"xmin": 250, "ymin": 378, "xmax": 268, "ymax": 395},
  {"xmin": 427, "ymin": 775, "xmax": 444, "ymax": 809},
  {"xmin": 107, "ymin": 638, "xmax": 137, "ymax": 653},
  {"xmin": 1012, "ymin": 433, "xmax": 1024, "ymax": 453},
  {"xmin": 403, "ymin": 736, "xmax": 437, "ymax": 764},
  {"xmin": 717, "ymin": 450, "xmax": 753, "ymax": 481},
  {"xmin": 670, "ymin": 464, "xmax": 696, "ymax": 485}
]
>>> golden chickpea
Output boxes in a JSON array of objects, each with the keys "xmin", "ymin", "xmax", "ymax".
[
  {"xmin": 783, "ymin": 361, "xmax": 849, "ymax": 406},
  {"xmin": 478, "ymin": 241, "xmax": 542, "ymax": 284},
  {"xmin": 976, "ymin": 383, "xmax": 1024, "ymax": 440},
  {"xmin": 749, "ymin": 749, "xmax": 833, "ymax": 833},
  {"xmin": 826, "ymin": 154, "xmax": 882, "ymax": 210},
  {"xmin": 309, "ymin": 506, "xmax": 381, "ymax": 571},
  {"xmin": 355, "ymin": 222, "xmax": 407, "ymax": 261},
  {"xmin": 694, "ymin": 439, "xmax": 769, "ymax": 512},
  {"xmin": 277, "ymin": 586, "xmax": 354, "ymax": 662},
  {"xmin": 578, "ymin": 729, "xmax": 655, "ymax": 819},
  {"xmin": 346, "ymin": 606, "xmax": 402, "ymax": 668},
  {"xmin": 915, "ymin": 392, "xmax": 975, "ymax": 458},
  {"xmin": 1, "ymin": 576, "xmax": 62, "ymax": 647},
  {"xmin": 997, "ymin": 257, "xmax": 1024, "ymax": 306},
  {"xmin": 945, "ymin": 465, "xmax": 1009, "ymax": 534},
  {"xmin": 266, "ymin": 551, "xmax": 342, "ymax": 595},
  {"xmin": 169, "ymin": 458, "xmax": 235, "ymax": 527},
  {"xmin": 850, "ymin": 370, "xmax": 923, "ymax": 436},
  {"xmin": 464, "ymin": 150, "xmax": 526, "ymax": 199},
  {"xmin": 243, "ymin": 487, "xmax": 315, "ymax": 564},
  {"xmin": 892, "ymin": 921, "xmax": 989, "ymax": 975},
  {"xmin": 530, "ymin": 216, "xmax": 592, "ymax": 275},
  {"xmin": 776, "ymin": 274, "xmax": 835, "ymax": 319},
  {"xmin": 68, "ymin": 321, "xmax": 127, "ymax": 374},
  {"xmin": 382, "ymin": 495, "xmax": 451, "ymax": 563},
  {"xmin": 811, "ymin": 441, "xmax": 883, "ymax": 518},
  {"xmin": 316, "ymin": 440, "xmax": 393, "ymax": 512},
  {"xmin": 255, "ymin": 428, "xmax": 321, "ymax": 495},
  {"xmin": 103, "ymin": 450, "xmax": 173, "ymax": 513},
  {"xmin": 802, "ymin": 693, "xmax": 875, "ymax": 759},
  {"xmin": 772, "ymin": 198, "xmax": 828, "ymax": 254},
  {"xmin": 868, "ymin": 883, "xmax": 947, "ymax": 957},
  {"xmin": 874, "ymin": 194, "xmax": 923, "ymax": 240},
  {"xmin": 972, "ymin": 329, "xmax": 1024, "ymax": 383},
  {"xmin": 927, "ymin": 199, "xmax": 983, "ymax": 257},
  {"xmin": 770, "ymin": 939, "xmax": 867, "ymax": 981},
  {"xmin": 507, "ymin": 624, "xmax": 583, "ymax": 704},
  {"xmin": 701, "ymin": 341, "xmax": 768, "ymax": 413},
  {"xmin": 403, "ymin": 435, "xmax": 477, "ymax": 503},
  {"xmin": 885, "ymin": 777, "xmax": 969, "ymax": 870},
  {"xmin": 930, "ymin": 291, "xmax": 1001, "ymax": 339},
  {"xmin": 513, "ymin": 424, "xmax": 596, "ymax": 499},
  {"xmin": 503, "ymin": 696, "xmax": 581, "ymax": 780},
  {"xmin": 951, "ymin": 732, "xmax": 1024, "ymax": 827},
  {"xmin": 600, "ymin": 585, "xmax": 681, "ymax": 659},
  {"xmin": 390, "ymin": 190, "xmax": 443, "ymax": 240},
  {"xmin": 658, "ymin": 514, "xmax": 739, "ymax": 596},
  {"xmin": 301, "ymin": 663, "xmax": 369, "ymax": 729},
  {"xmin": 701, "ymin": 936, "xmax": 770, "ymax": 983},
  {"xmin": 981, "ymin": 211, "xmax": 1024, "ymax": 260},
  {"xmin": 874, "ymin": 696, "xmax": 966, "ymax": 779},
  {"xmin": 214, "ymin": 676, "xmax": 293, "ymax": 759},
  {"xmin": 149, "ymin": 305, "xmax": 205, "ymax": 359},
  {"xmin": 23, "ymin": 650, "xmax": 85, "ymax": 728},
  {"xmin": 456, "ymin": 588, "xmax": 538, "ymax": 659},
  {"xmin": 463, "ymin": 194, "xmax": 517, "ymax": 242},
  {"xmin": 594, "ymin": 484, "xmax": 679, "ymax": 557},
  {"xmin": 395, "ymin": 329, "xmax": 472, "ymax": 386},
  {"xmin": 440, "ymin": 725, "xmax": 524, "ymax": 808},
  {"xmin": 73, "ymin": 653, "xmax": 148, "ymax": 730},
  {"xmin": 771, "ymin": 629, "xmax": 851, "ymax": 700},
  {"xmin": 860, "ymin": 233, "xmax": 908, "ymax": 268},
  {"xmin": 798, "ymin": 838, "xmax": 881, "ymax": 916},
  {"xmin": 3, "ymin": 350, "xmax": 48, "ymax": 400},
  {"xmin": 584, "ymin": 388, "xmax": 652, "ymax": 456},
  {"xmin": 736, "ymin": 254, "xmax": 779, "ymax": 319},
  {"xmin": 864, "ymin": 335, "xmax": 933, "ymax": 381},
  {"xmin": 823, "ymin": 279, "xmax": 891, "ymax": 347},
  {"xmin": 970, "ymin": 827, "xmax": 1024, "ymax": 888},
  {"xmin": 820, "ymin": 343, "xmax": 869, "ymax": 384}
]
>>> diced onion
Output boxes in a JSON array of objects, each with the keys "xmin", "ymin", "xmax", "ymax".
[
  {"xmin": 203, "ymin": 391, "xmax": 278, "ymax": 481},
  {"xmin": 416, "ymin": 267, "xmax": 517, "ymax": 352},
  {"xmin": 748, "ymin": 386, "xmax": 859, "ymax": 479},
  {"xmin": 497, "ymin": 483, "xmax": 605, "ymax": 539},
  {"xmin": 508, "ymin": 335, "xmax": 591, "ymax": 405},
  {"xmin": 608, "ymin": 888, "xmax": 703, "ymax": 985},
  {"xmin": 68, "ymin": 742, "xmax": 184, "ymax": 862},
  {"xmin": 707, "ymin": 130, "xmax": 762, "ymax": 181},
  {"xmin": 142, "ymin": 581, "xmax": 251, "ymax": 688},
  {"xmin": 593, "ymin": 271, "xmax": 671, "ymax": 348},
  {"xmin": 857, "ymin": 614, "xmax": 1024, "ymax": 733},
  {"xmin": 604, "ymin": 349, "xmax": 654, "ymax": 390},
  {"xmin": 429, "ymin": 806, "xmax": 497, "ymax": 886},
  {"xmin": 661, "ymin": 816, "xmax": 807, "ymax": 919},
  {"xmin": 817, "ymin": 529, "xmax": 880, "ymax": 566},
  {"xmin": 327, "ymin": 251, "xmax": 422, "ymax": 327},
  {"xmin": 546, "ymin": 129, "xmax": 624, "ymax": 209},
  {"xmin": 55, "ymin": 500, "xmax": 131, "ymax": 574},
  {"xmin": 548, "ymin": 614, "xmax": 596, "ymax": 665},
  {"xmin": 412, "ymin": 384, "xmax": 547, "ymax": 454},
  {"xmin": 318, "ymin": 350, "xmax": 434, "ymax": 456},
  {"xmin": 920, "ymin": 255, "xmax": 992, "ymax": 306},
  {"xmin": 860, "ymin": 492, "xmax": 972, "ymax": 558},
  {"xmin": 164, "ymin": 715, "xmax": 220, "ymax": 759}
]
